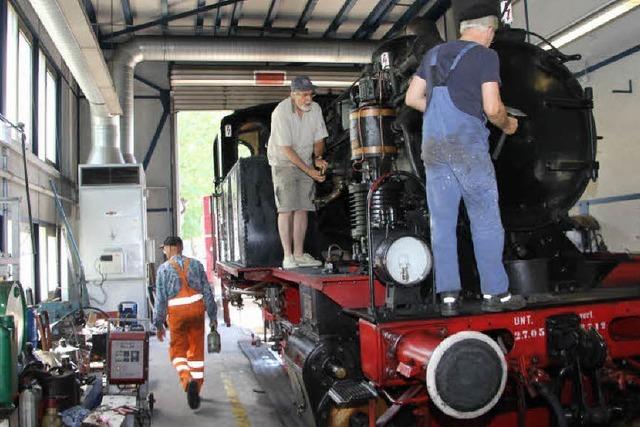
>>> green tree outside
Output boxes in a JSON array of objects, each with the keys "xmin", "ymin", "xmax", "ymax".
[{"xmin": 177, "ymin": 111, "xmax": 232, "ymax": 240}]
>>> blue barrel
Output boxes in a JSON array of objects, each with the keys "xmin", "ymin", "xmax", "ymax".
[{"xmin": 0, "ymin": 315, "xmax": 17, "ymax": 407}]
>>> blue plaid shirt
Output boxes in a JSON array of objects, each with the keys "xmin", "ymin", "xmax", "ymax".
[{"xmin": 154, "ymin": 255, "xmax": 217, "ymax": 329}]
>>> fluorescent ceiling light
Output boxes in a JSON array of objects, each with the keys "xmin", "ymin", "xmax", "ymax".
[
  {"xmin": 172, "ymin": 79, "xmax": 355, "ymax": 87},
  {"xmin": 543, "ymin": 0, "xmax": 640, "ymax": 50}
]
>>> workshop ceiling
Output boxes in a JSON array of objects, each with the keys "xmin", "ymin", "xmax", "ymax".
[{"xmin": 86, "ymin": 0, "xmax": 449, "ymax": 43}]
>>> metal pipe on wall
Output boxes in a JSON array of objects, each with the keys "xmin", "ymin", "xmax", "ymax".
[
  {"xmin": 87, "ymin": 105, "xmax": 123, "ymax": 164},
  {"xmin": 27, "ymin": 0, "xmax": 123, "ymax": 164},
  {"xmin": 112, "ymin": 37, "xmax": 377, "ymax": 163}
]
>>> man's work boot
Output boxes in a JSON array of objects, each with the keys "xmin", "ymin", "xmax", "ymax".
[
  {"xmin": 439, "ymin": 292, "xmax": 460, "ymax": 317},
  {"xmin": 481, "ymin": 293, "xmax": 526, "ymax": 313},
  {"xmin": 186, "ymin": 379, "xmax": 201, "ymax": 409}
]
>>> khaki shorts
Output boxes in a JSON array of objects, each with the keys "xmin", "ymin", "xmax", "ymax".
[{"xmin": 271, "ymin": 166, "xmax": 315, "ymax": 212}]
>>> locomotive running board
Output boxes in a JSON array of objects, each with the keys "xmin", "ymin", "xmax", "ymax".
[{"xmin": 327, "ymin": 379, "xmax": 378, "ymax": 407}]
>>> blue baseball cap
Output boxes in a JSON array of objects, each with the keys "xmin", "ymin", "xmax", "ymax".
[
  {"xmin": 161, "ymin": 236, "xmax": 183, "ymax": 248},
  {"xmin": 291, "ymin": 76, "xmax": 317, "ymax": 92}
]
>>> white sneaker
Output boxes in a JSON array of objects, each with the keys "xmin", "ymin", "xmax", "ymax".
[
  {"xmin": 293, "ymin": 253, "xmax": 322, "ymax": 267},
  {"xmin": 282, "ymin": 256, "xmax": 298, "ymax": 269}
]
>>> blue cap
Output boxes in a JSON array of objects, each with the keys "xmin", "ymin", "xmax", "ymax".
[
  {"xmin": 161, "ymin": 236, "xmax": 183, "ymax": 248},
  {"xmin": 291, "ymin": 76, "xmax": 317, "ymax": 92}
]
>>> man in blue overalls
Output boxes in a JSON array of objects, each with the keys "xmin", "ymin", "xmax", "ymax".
[{"xmin": 405, "ymin": 4, "xmax": 526, "ymax": 316}]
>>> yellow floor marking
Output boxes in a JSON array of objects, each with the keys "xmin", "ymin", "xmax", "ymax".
[{"xmin": 221, "ymin": 372, "xmax": 251, "ymax": 427}]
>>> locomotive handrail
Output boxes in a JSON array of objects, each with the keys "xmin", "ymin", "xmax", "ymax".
[
  {"xmin": 366, "ymin": 170, "xmax": 426, "ymax": 319},
  {"xmin": 526, "ymin": 30, "xmax": 581, "ymax": 63}
]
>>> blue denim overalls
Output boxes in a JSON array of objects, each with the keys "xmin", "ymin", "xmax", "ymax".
[{"xmin": 422, "ymin": 43, "xmax": 509, "ymax": 296}]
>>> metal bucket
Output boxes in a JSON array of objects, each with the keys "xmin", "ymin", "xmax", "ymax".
[{"xmin": 505, "ymin": 258, "xmax": 549, "ymax": 296}]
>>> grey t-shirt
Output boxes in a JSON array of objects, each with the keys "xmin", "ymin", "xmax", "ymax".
[
  {"xmin": 267, "ymin": 97, "xmax": 329, "ymax": 167},
  {"xmin": 416, "ymin": 40, "xmax": 501, "ymax": 120}
]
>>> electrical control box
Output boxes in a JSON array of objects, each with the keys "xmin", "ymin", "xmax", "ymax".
[
  {"xmin": 107, "ymin": 329, "xmax": 149, "ymax": 385},
  {"xmin": 99, "ymin": 251, "xmax": 125, "ymax": 275}
]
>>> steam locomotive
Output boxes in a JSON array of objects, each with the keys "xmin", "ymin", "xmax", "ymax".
[{"xmin": 208, "ymin": 25, "xmax": 640, "ymax": 427}]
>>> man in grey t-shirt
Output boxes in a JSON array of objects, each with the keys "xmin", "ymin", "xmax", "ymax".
[{"xmin": 267, "ymin": 76, "xmax": 329, "ymax": 269}]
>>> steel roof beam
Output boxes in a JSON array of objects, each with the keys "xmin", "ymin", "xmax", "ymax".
[
  {"xmin": 383, "ymin": 0, "xmax": 430, "ymax": 39},
  {"xmin": 84, "ymin": 0, "xmax": 97, "ymax": 24},
  {"xmin": 196, "ymin": 0, "xmax": 205, "ymax": 34},
  {"xmin": 214, "ymin": 0, "xmax": 223, "ymax": 36},
  {"xmin": 293, "ymin": 0, "xmax": 319, "ymax": 36},
  {"xmin": 323, "ymin": 0, "xmax": 358, "ymax": 38},
  {"xmin": 121, "ymin": 0, "xmax": 134, "ymax": 26},
  {"xmin": 353, "ymin": 0, "xmax": 399, "ymax": 40},
  {"xmin": 383, "ymin": 0, "xmax": 450, "ymax": 40},
  {"xmin": 228, "ymin": 0, "xmax": 243, "ymax": 36},
  {"xmin": 161, "ymin": 0, "xmax": 168, "ymax": 32},
  {"xmin": 83, "ymin": 0, "xmax": 100, "ymax": 36},
  {"xmin": 101, "ymin": 0, "xmax": 244, "ymax": 41},
  {"xmin": 424, "ymin": 0, "xmax": 450, "ymax": 21},
  {"xmin": 262, "ymin": 0, "xmax": 281, "ymax": 36}
]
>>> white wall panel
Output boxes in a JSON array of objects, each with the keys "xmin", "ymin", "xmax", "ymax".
[
  {"xmin": 575, "ymin": 48, "xmax": 640, "ymax": 252},
  {"xmin": 511, "ymin": 0, "xmax": 610, "ymax": 37}
]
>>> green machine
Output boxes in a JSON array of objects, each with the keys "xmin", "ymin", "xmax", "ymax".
[
  {"xmin": 0, "ymin": 282, "xmax": 26, "ymax": 408},
  {"xmin": 0, "ymin": 315, "xmax": 17, "ymax": 407},
  {"xmin": 0, "ymin": 281, "xmax": 27, "ymax": 355}
]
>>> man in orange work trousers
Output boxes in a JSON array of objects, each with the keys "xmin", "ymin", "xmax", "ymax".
[{"xmin": 154, "ymin": 236, "xmax": 218, "ymax": 409}]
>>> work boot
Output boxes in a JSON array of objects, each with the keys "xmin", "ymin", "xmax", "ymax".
[
  {"xmin": 481, "ymin": 292, "xmax": 526, "ymax": 313},
  {"xmin": 282, "ymin": 256, "xmax": 298, "ymax": 269},
  {"xmin": 293, "ymin": 253, "xmax": 322, "ymax": 267},
  {"xmin": 186, "ymin": 379, "xmax": 200, "ymax": 409},
  {"xmin": 439, "ymin": 292, "xmax": 460, "ymax": 317}
]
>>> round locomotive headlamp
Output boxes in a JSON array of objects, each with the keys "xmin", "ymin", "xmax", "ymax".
[{"xmin": 374, "ymin": 235, "xmax": 432, "ymax": 286}]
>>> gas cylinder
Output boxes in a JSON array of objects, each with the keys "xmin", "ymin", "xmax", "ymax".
[
  {"xmin": 41, "ymin": 399, "xmax": 62, "ymax": 427},
  {"xmin": 0, "ymin": 315, "xmax": 17, "ymax": 407},
  {"xmin": 19, "ymin": 383, "xmax": 42, "ymax": 427}
]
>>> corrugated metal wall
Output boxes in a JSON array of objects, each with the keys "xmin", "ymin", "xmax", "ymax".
[{"xmin": 170, "ymin": 65, "xmax": 359, "ymax": 111}]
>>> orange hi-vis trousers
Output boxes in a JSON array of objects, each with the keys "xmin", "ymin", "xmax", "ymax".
[{"xmin": 167, "ymin": 258, "xmax": 206, "ymax": 392}]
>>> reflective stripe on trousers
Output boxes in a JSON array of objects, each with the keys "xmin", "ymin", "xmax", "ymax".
[
  {"xmin": 167, "ymin": 257, "xmax": 206, "ymax": 391},
  {"xmin": 422, "ymin": 43, "xmax": 509, "ymax": 296}
]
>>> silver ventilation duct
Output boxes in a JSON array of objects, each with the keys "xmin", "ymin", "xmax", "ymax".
[
  {"xmin": 27, "ymin": 0, "xmax": 123, "ymax": 164},
  {"xmin": 112, "ymin": 37, "xmax": 377, "ymax": 163},
  {"xmin": 87, "ymin": 105, "xmax": 124, "ymax": 164}
]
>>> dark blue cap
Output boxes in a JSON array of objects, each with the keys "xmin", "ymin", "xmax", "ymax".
[
  {"xmin": 161, "ymin": 236, "xmax": 183, "ymax": 248},
  {"xmin": 455, "ymin": 0, "xmax": 500, "ymax": 22},
  {"xmin": 291, "ymin": 76, "xmax": 317, "ymax": 92}
]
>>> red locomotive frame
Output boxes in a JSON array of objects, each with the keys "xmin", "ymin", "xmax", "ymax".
[{"xmin": 213, "ymin": 255, "xmax": 640, "ymax": 427}]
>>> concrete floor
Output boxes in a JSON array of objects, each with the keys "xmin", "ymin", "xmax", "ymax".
[{"xmin": 148, "ymin": 301, "xmax": 285, "ymax": 427}]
